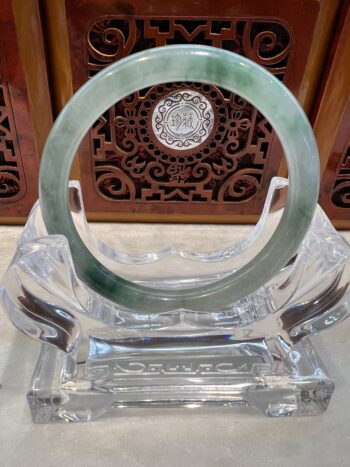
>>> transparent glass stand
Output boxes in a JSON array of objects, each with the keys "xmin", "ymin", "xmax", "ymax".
[
  {"xmin": 2, "ymin": 178, "xmax": 350, "ymax": 422},
  {"xmin": 28, "ymin": 333, "xmax": 334, "ymax": 423}
]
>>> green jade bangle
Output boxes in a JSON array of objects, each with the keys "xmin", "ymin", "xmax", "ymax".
[{"xmin": 39, "ymin": 45, "xmax": 320, "ymax": 313}]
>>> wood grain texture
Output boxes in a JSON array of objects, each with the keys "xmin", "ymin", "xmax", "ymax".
[
  {"xmin": 315, "ymin": 1, "xmax": 350, "ymax": 229},
  {"xmin": 44, "ymin": 0, "xmax": 332, "ymax": 223},
  {"xmin": 0, "ymin": 0, "xmax": 52, "ymax": 222}
]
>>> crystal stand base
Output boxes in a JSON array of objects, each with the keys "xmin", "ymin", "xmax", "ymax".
[
  {"xmin": 28, "ymin": 335, "xmax": 334, "ymax": 422},
  {"xmin": 3, "ymin": 179, "xmax": 348, "ymax": 423}
]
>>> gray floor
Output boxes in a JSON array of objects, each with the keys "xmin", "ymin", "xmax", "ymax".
[{"xmin": 1, "ymin": 225, "xmax": 350, "ymax": 467}]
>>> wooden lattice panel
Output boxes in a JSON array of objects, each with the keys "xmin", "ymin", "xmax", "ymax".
[{"xmin": 58, "ymin": 0, "xmax": 322, "ymax": 221}]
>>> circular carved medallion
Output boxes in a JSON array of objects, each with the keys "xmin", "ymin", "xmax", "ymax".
[{"xmin": 151, "ymin": 89, "xmax": 214, "ymax": 151}]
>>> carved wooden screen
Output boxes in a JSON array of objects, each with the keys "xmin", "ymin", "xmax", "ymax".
[
  {"xmin": 0, "ymin": 47, "xmax": 26, "ymax": 206},
  {"xmin": 320, "ymin": 102, "xmax": 350, "ymax": 220},
  {"xmin": 61, "ymin": 0, "xmax": 321, "ymax": 221},
  {"xmin": 316, "ymin": 1, "xmax": 350, "ymax": 229},
  {"xmin": 0, "ymin": 0, "xmax": 52, "ymax": 222},
  {"xmin": 86, "ymin": 20, "xmax": 287, "ymax": 215}
]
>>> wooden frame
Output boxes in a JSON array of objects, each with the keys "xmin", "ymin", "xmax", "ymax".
[
  {"xmin": 0, "ymin": 0, "xmax": 52, "ymax": 224},
  {"xmin": 316, "ymin": 0, "xmax": 350, "ymax": 229},
  {"xmin": 43, "ymin": 0, "xmax": 339, "ymax": 223}
]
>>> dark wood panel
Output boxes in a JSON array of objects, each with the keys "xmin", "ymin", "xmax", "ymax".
[
  {"xmin": 45, "ymin": 0, "xmax": 338, "ymax": 222},
  {"xmin": 0, "ymin": 0, "xmax": 52, "ymax": 222},
  {"xmin": 316, "ymin": 0, "xmax": 350, "ymax": 228}
]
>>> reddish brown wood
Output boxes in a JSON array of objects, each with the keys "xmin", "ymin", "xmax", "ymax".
[
  {"xmin": 64, "ymin": 0, "xmax": 320, "ymax": 220},
  {"xmin": 0, "ymin": 48, "xmax": 26, "ymax": 205},
  {"xmin": 315, "ymin": 0, "xmax": 350, "ymax": 228},
  {"xmin": 0, "ymin": 0, "xmax": 52, "ymax": 220},
  {"xmin": 319, "ymin": 99, "xmax": 350, "ymax": 224}
]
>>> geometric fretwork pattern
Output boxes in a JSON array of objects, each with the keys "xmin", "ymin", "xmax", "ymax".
[
  {"xmin": 86, "ymin": 18, "xmax": 292, "ymax": 204},
  {"xmin": 0, "ymin": 46, "xmax": 26, "ymax": 202},
  {"xmin": 331, "ymin": 142, "xmax": 350, "ymax": 208}
]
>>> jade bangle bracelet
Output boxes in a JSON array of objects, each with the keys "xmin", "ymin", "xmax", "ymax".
[{"xmin": 39, "ymin": 45, "xmax": 320, "ymax": 313}]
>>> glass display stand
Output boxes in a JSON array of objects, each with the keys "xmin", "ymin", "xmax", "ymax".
[
  {"xmin": 1, "ymin": 45, "xmax": 349, "ymax": 422},
  {"xmin": 2, "ymin": 178, "xmax": 349, "ymax": 421}
]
